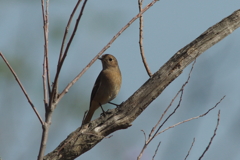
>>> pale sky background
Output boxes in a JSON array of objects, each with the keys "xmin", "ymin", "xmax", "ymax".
[{"xmin": 0, "ymin": 0, "xmax": 240, "ymax": 160}]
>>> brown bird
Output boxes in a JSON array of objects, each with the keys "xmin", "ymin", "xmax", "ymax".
[{"xmin": 82, "ymin": 54, "xmax": 122, "ymax": 125}]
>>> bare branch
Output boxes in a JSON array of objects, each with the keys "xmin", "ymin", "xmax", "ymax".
[
  {"xmin": 39, "ymin": 0, "xmax": 52, "ymax": 159},
  {"xmin": 158, "ymin": 97, "xmax": 224, "ymax": 136},
  {"xmin": 38, "ymin": 1, "xmax": 89, "ymax": 160},
  {"xmin": 44, "ymin": 9, "xmax": 240, "ymax": 160},
  {"xmin": 137, "ymin": 61, "xmax": 192, "ymax": 160},
  {"xmin": 198, "ymin": 110, "xmax": 221, "ymax": 160},
  {"xmin": 138, "ymin": 0, "xmax": 152, "ymax": 77},
  {"xmin": 137, "ymin": 144, "xmax": 147, "ymax": 160},
  {"xmin": 57, "ymin": 0, "xmax": 160, "ymax": 103},
  {"xmin": 58, "ymin": 0, "xmax": 83, "ymax": 64},
  {"xmin": 0, "ymin": 52, "xmax": 44, "ymax": 125},
  {"xmin": 184, "ymin": 138, "xmax": 195, "ymax": 160},
  {"xmin": 137, "ymin": 130, "xmax": 147, "ymax": 160},
  {"xmin": 150, "ymin": 60, "xmax": 196, "ymax": 139},
  {"xmin": 141, "ymin": 130, "xmax": 147, "ymax": 143},
  {"xmin": 154, "ymin": 80, "xmax": 185, "ymax": 133},
  {"xmin": 51, "ymin": 0, "xmax": 88, "ymax": 107},
  {"xmin": 138, "ymin": 90, "xmax": 223, "ymax": 160},
  {"xmin": 152, "ymin": 141, "xmax": 161, "ymax": 160},
  {"xmin": 41, "ymin": 0, "xmax": 50, "ymax": 110}
]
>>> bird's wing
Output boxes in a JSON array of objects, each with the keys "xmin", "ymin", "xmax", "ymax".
[{"xmin": 90, "ymin": 71, "xmax": 102, "ymax": 106}]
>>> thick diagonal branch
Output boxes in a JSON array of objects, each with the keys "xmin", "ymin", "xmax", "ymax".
[{"xmin": 44, "ymin": 9, "xmax": 240, "ymax": 160}]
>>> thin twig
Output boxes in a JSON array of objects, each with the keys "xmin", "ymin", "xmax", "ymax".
[
  {"xmin": 38, "ymin": 2, "xmax": 51, "ymax": 160},
  {"xmin": 138, "ymin": 60, "xmax": 196, "ymax": 160},
  {"xmin": 141, "ymin": 130, "xmax": 147, "ymax": 143},
  {"xmin": 137, "ymin": 96, "xmax": 224, "ymax": 160},
  {"xmin": 198, "ymin": 110, "xmax": 221, "ymax": 160},
  {"xmin": 158, "ymin": 97, "xmax": 224, "ymax": 136},
  {"xmin": 152, "ymin": 141, "xmax": 161, "ymax": 160},
  {"xmin": 184, "ymin": 138, "xmax": 195, "ymax": 160},
  {"xmin": 62, "ymin": 0, "xmax": 89, "ymax": 70},
  {"xmin": 41, "ymin": 0, "xmax": 50, "ymax": 109},
  {"xmin": 57, "ymin": 0, "xmax": 160, "ymax": 103},
  {"xmin": 51, "ymin": 0, "xmax": 88, "ymax": 108},
  {"xmin": 137, "ymin": 130, "xmax": 147, "ymax": 160},
  {"xmin": 0, "ymin": 52, "xmax": 44, "ymax": 125},
  {"xmin": 153, "ymin": 60, "xmax": 196, "ymax": 136},
  {"xmin": 138, "ymin": 0, "xmax": 152, "ymax": 77},
  {"xmin": 153, "ymin": 86, "xmax": 184, "ymax": 136},
  {"xmin": 58, "ymin": 0, "xmax": 83, "ymax": 64},
  {"xmin": 151, "ymin": 60, "xmax": 196, "ymax": 139},
  {"xmin": 141, "ymin": 89, "xmax": 184, "ymax": 160},
  {"xmin": 137, "ymin": 144, "xmax": 146, "ymax": 160},
  {"xmin": 149, "ymin": 60, "xmax": 196, "ymax": 139}
]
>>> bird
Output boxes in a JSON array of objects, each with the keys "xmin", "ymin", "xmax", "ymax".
[{"xmin": 82, "ymin": 54, "xmax": 122, "ymax": 125}]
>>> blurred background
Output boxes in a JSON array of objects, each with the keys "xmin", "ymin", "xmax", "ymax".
[{"xmin": 0, "ymin": 0, "xmax": 240, "ymax": 160}]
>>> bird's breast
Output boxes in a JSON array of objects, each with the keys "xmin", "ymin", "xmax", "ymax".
[{"xmin": 93, "ymin": 68, "xmax": 121, "ymax": 104}]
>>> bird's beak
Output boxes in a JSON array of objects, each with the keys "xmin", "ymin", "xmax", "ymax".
[{"xmin": 98, "ymin": 57, "xmax": 102, "ymax": 60}]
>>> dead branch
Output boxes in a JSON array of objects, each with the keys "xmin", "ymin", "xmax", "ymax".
[
  {"xmin": 137, "ymin": 60, "xmax": 195, "ymax": 160},
  {"xmin": 0, "ymin": 52, "xmax": 44, "ymax": 125},
  {"xmin": 152, "ymin": 141, "xmax": 161, "ymax": 160},
  {"xmin": 184, "ymin": 138, "xmax": 195, "ymax": 160},
  {"xmin": 43, "ymin": 9, "xmax": 240, "ymax": 160},
  {"xmin": 138, "ymin": 0, "xmax": 152, "ymax": 77},
  {"xmin": 158, "ymin": 96, "xmax": 224, "ymax": 136},
  {"xmin": 198, "ymin": 110, "xmax": 221, "ymax": 160}
]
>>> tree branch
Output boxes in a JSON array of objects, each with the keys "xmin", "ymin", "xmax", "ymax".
[
  {"xmin": 198, "ymin": 110, "xmax": 221, "ymax": 160},
  {"xmin": 58, "ymin": 0, "xmax": 83, "ymax": 65},
  {"xmin": 157, "ymin": 96, "xmax": 224, "ymax": 136},
  {"xmin": 38, "ymin": 1, "xmax": 50, "ymax": 159},
  {"xmin": 152, "ymin": 141, "xmax": 161, "ymax": 160},
  {"xmin": 0, "ymin": 52, "xmax": 44, "ymax": 125},
  {"xmin": 38, "ymin": 1, "xmax": 88, "ymax": 160},
  {"xmin": 41, "ymin": 0, "xmax": 50, "ymax": 110},
  {"xmin": 50, "ymin": 0, "xmax": 88, "ymax": 109},
  {"xmin": 43, "ymin": 9, "xmax": 240, "ymax": 160},
  {"xmin": 138, "ymin": 0, "xmax": 152, "ymax": 77},
  {"xmin": 184, "ymin": 138, "xmax": 195, "ymax": 160}
]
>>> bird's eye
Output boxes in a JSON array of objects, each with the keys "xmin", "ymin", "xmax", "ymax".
[{"xmin": 109, "ymin": 58, "xmax": 113, "ymax": 61}]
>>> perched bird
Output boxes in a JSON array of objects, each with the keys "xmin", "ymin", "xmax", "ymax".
[{"xmin": 82, "ymin": 54, "xmax": 122, "ymax": 125}]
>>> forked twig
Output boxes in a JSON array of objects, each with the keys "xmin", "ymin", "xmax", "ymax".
[
  {"xmin": 149, "ymin": 60, "xmax": 196, "ymax": 139},
  {"xmin": 138, "ymin": 95, "xmax": 224, "ymax": 160},
  {"xmin": 0, "ymin": 52, "xmax": 44, "ymax": 125},
  {"xmin": 51, "ymin": 0, "xmax": 88, "ymax": 106},
  {"xmin": 137, "ymin": 60, "xmax": 196, "ymax": 160},
  {"xmin": 58, "ymin": 0, "xmax": 83, "ymax": 64},
  {"xmin": 158, "ymin": 97, "xmax": 224, "ymax": 136},
  {"xmin": 38, "ymin": 1, "xmax": 89, "ymax": 160},
  {"xmin": 137, "ymin": 60, "xmax": 224, "ymax": 160},
  {"xmin": 137, "ymin": 61, "xmax": 196, "ymax": 160}
]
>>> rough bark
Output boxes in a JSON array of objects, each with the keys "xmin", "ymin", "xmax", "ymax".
[{"xmin": 44, "ymin": 9, "xmax": 240, "ymax": 160}]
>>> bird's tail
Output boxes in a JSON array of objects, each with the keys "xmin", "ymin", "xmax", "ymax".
[{"xmin": 82, "ymin": 109, "xmax": 94, "ymax": 125}]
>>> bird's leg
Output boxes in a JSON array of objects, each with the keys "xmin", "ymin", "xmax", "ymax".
[
  {"xmin": 108, "ymin": 101, "xmax": 120, "ymax": 107},
  {"xmin": 99, "ymin": 103, "xmax": 106, "ymax": 116}
]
